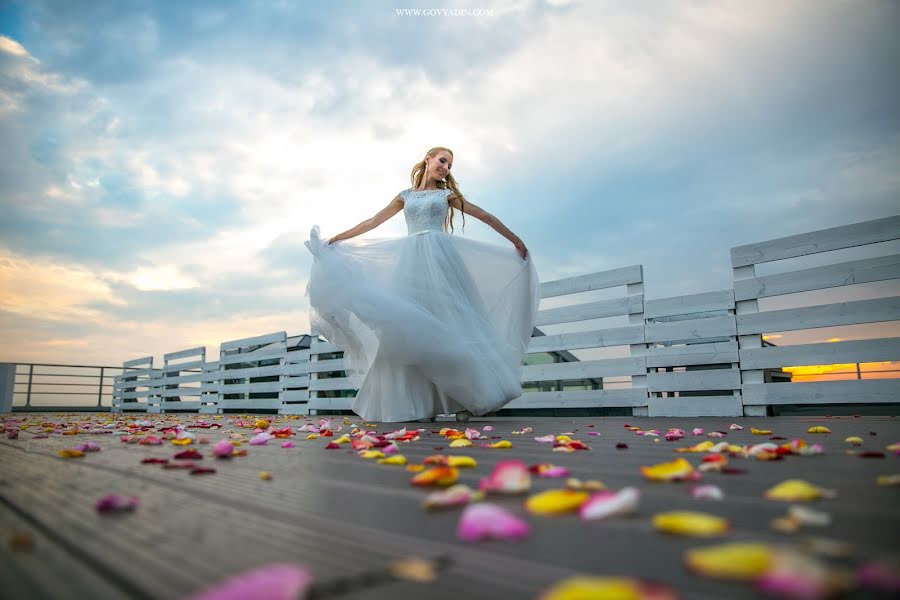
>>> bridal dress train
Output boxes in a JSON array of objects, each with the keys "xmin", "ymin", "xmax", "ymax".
[{"xmin": 304, "ymin": 187, "xmax": 541, "ymax": 422}]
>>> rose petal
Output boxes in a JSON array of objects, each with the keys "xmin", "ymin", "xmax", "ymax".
[
  {"xmin": 457, "ymin": 503, "xmax": 530, "ymax": 542},
  {"xmin": 807, "ymin": 426, "xmax": 832, "ymax": 434},
  {"xmin": 537, "ymin": 576, "xmax": 678, "ymax": 600},
  {"xmin": 95, "ymin": 494, "xmax": 139, "ymax": 514},
  {"xmin": 410, "ymin": 467, "xmax": 458, "ymax": 487},
  {"xmin": 525, "ymin": 489, "xmax": 589, "ymax": 515},
  {"xmin": 376, "ymin": 455, "xmax": 408, "ymax": 466},
  {"xmin": 653, "ymin": 511, "xmax": 729, "ymax": 537},
  {"xmin": 764, "ymin": 479, "xmax": 834, "ymax": 502},
  {"xmin": 579, "ymin": 487, "xmax": 640, "ymax": 520},
  {"xmin": 692, "ymin": 485, "xmax": 724, "ymax": 501},
  {"xmin": 480, "ymin": 460, "xmax": 531, "ymax": 494},
  {"xmin": 185, "ymin": 563, "xmax": 312, "ymax": 600},
  {"xmin": 423, "ymin": 484, "xmax": 483, "ymax": 510},
  {"xmin": 685, "ymin": 542, "xmax": 773, "ymax": 580},
  {"xmin": 213, "ymin": 440, "xmax": 234, "ymax": 458},
  {"xmin": 641, "ymin": 457, "xmax": 697, "ymax": 482}
]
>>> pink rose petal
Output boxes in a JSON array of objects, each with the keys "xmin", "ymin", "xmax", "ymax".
[
  {"xmin": 457, "ymin": 503, "xmax": 530, "ymax": 542},
  {"xmin": 213, "ymin": 440, "xmax": 234, "ymax": 458},
  {"xmin": 479, "ymin": 460, "xmax": 531, "ymax": 494},
  {"xmin": 534, "ymin": 434, "xmax": 555, "ymax": 443},
  {"xmin": 691, "ymin": 484, "xmax": 724, "ymax": 501},
  {"xmin": 249, "ymin": 432, "xmax": 273, "ymax": 446},
  {"xmin": 281, "ymin": 441, "xmax": 295, "ymax": 449},
  {"xmin": 186, "ymin": 563, "xmax": 313, "ymax": 600}
]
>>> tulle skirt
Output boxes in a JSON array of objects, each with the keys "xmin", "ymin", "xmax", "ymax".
[{"xmin": 304, "ymin": 225, "xmax": 541, "ymax": 422}]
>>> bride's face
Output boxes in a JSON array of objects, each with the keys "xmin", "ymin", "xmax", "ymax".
[{"xmin": 426, "ymin": 151, "xmax": 453, "ymax": 180}]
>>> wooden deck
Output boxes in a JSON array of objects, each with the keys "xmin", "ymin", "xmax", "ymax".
[{"xmin": 1, "ymin": 413, "xmax": 898, "ymax": 599}]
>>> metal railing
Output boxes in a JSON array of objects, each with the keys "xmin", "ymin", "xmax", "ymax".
[{"xmin": 3, "ymin": 363, "xmax": 125, "ymax": 412}]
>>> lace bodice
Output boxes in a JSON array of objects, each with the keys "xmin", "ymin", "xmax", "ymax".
[{"xmin": 402, "ymin": 187, "xmax": 450, "ymax": 235}]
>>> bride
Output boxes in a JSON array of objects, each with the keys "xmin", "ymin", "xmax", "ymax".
[{"xmin": 304, "ymin": 146, "xmax": 541, "ymax": 423}]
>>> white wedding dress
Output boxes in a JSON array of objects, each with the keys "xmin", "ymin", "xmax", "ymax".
[{"xmin": 304, "ymin": 187, "xmax": 541, "ymax": 422}]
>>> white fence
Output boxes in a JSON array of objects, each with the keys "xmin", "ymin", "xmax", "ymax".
[{"xmin": 107, "ymin": 215, "xmax": 900, "ymax": 417}]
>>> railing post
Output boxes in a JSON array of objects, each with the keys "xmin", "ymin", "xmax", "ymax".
[
  {"xmin": 0, "ymin": 363, "xmax": 15, "ymax": 413},
  {"xmin": 25, "ymin": 364, "xmax": 34, "ymax": 408},
  {"xmin": 97, "ymin": 367, "xmax": 105, "ymax": 407}
]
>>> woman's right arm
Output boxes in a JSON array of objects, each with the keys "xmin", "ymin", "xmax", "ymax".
[{"xmin": 327, "ymin": 194, "xmax": 404, "ymax": 244}]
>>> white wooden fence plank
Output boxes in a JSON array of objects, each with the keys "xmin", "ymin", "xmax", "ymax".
[
  {"xmin": 731, "ymin": 215, "xmax": 900, "ymax": 268},
  {"xmin": 540, "ymin": 266, "xmax": 643, "ymax": 298},
  {"xmin": 309, "ymin": 376, "xmax": 363, "ymax": 392},
  {"xmin": 645, "ymin": 290, "xmax": 735, "ymax": 318},
  {"xmin": 527, "ymin": 325, "xmax": 645, "ymax": 353},
  {"xmin": 535, "ymin": 295, "xmax": 643, "ymax": 326},
  {"xmin": 218, "ymin": 364, "xmax": 283, "ymax": 380},
  {"xmin": 522, "ymin": 357, "xmax": 646, "ymax": 382},
  {"xmin": 733, "ymin": 254, "xmax": 900, "ymax": 301},
  {"xmin": 648, "ymin": 395, "xmax": 743, "ymax": 417},
  {"xmin": 647, "ymin": 369, "xmax": 741, "ymax": 392},
  {"xmin": 736, "ymin": 296, "xmax": 900, "ymax": 334},
  {"xmin": 218, "ymin": 346, "xmax": 286, "ymax": 366},
  {"xmin": 214, "ymin": 398, "xmax": 284, "ymax": 410},
  {"xmin": 218, "ymin": 382, "xmax": 283, "ymax": 394},
  {"xmin": 220, "ymin": 331, "xmax": 286, "ymax": 351},
  {"xmin": 645, "ymin": 315, "xmax": 737, "ymax": 344},
  {"xmin": 504, "ymin": 388, "xmax": 648, "ymax": 409},
  {"xmin": 743, "ymin": 379, "xmax": 900, "ymax": 405},
  {"xmin": 163, "ymin": 347, "xmax": 205, "ymax": 361},
  {"xmin": 739, "ymin": 338, "xmax": 900, "ymax": 370},
  {"xmin": 645, "ymin": 342, "xmax": 740, "ymax": 367},
  {"xmin": 123, "ymin": 357, "xmax": 153, "ymax": 368}
]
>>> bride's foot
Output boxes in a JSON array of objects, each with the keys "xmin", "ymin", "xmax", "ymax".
[
  {"xmin": 416, "ymin": 416, "xmax": 436, "ymax": 423},
  {"xmin": 455, "ymin": 410, "xmax": 471, "ymax": 422}
]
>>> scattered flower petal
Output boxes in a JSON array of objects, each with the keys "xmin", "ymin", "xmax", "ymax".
[
  {"xmin": 692, "ymin": 485, "xmax": 724, "ymax": 501},
  {"xmin": 185, "ymin": 563, "xmax": 312, "ymax": 600},
  {"xmin": 653, "ymin": 511, "xmax": 729, "ymax": 537},
  {"xmin": 579, "ymin": 487, "xmax": 640, "ymax": 520},
  {"xmin": 423, "ymin": 484, "xmax": 484, "ymax": 510},
  {"xmin": 480, "ymin": 460, "xmax": 531, "ymax": 494},
  {"xmin": 95, "ymin": 494, "xmax": 139, "ymax": 514},
  {"xmin": 457, "ymin": 503, "xmax": 530, "ymax": 542},
  {"xmin": 525, "ymin": 489, "xmax": 589, "ymax": 515}
]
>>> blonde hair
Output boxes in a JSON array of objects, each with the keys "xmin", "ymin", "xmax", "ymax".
[{"xmin": 409, "ymin": 146, "xmax": 466, "ymax": 234}]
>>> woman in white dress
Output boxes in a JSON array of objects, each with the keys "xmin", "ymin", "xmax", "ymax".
[{"xmin": 304, "ymin": 146, "xmax": 540, "ymax": 423}]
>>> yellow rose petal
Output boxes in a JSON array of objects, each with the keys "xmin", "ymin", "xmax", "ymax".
[
  {"xmin": 876, "ymin": 474, "xmax": 900, "ymax": 486},
  {"xmin": 653, "ymin": 511, "xmax": 730, "ymax": 537},
  {"xmin": 449, "ymin": 438, "xmax": 472, "ymax": 448},
  {"xmin": 488, "ymin": 440, "xmax": 512, "ymax": 449},
  {"xmin": 751, "ymin": 428, "xmax": 772, "ymax": 435},
  {"xmin": 684, "ymin": 542, "xmax": 774, "ymax": 580},
  {"xmin": 170, "ymin": 438, "xmax": 193, "ymax": 446},
  {"xmin": 538, "ymin": 576, "xmax": 643, "ymax": 600},
  {"xmin": 844, "ymin": 436, "xmax": 863, "ymax": 446},
  {"xmin": 57, "ymin": 449, "xmax": 85, "ymax": 458},
  {"xmin": 446, "ymin": 455, "xmax": 477, "ymax": 468},
  {"xmin": 764, "ymin": 479, "xmax": 829, "ymax": 502},
  {"xmin": 406, "ymin": 464, "xmax": 425, "ymax": 472},
  {"xmin": 807, "ymin": 426, "xmax": 831, "ymax": 433},
  {"xmin": 377, "ymin": 455, "xmax": 408, "ymax": 466},
  {"xmin": 359, "ymin": 450, "xmax": 385, "ymax": 459},
  {"xmin": 525, "ymin": 489, "xmax": 589, "ymax": 515},
  {"xmin": 640, "ymin": 457, "xmax": 695, "ymax": 482}
]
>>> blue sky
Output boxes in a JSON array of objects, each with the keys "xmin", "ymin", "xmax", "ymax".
[{"xmin": 1, "ymin": 0, "xmax": 898, "ymax": 366}]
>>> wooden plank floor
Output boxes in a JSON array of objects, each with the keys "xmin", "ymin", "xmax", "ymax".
[{"xmin": 1, "ymin": 413, "xmax": 898, "ymax": 599}]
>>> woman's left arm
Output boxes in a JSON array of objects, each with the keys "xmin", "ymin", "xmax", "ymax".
[{"xmin": 449, "ymin": 194, "xmax": 529, "ymax": 260}]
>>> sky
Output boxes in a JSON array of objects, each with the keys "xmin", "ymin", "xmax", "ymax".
[{"xmin": 1, "ymin": 0, "xmax": 899, "ymax": 369}]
